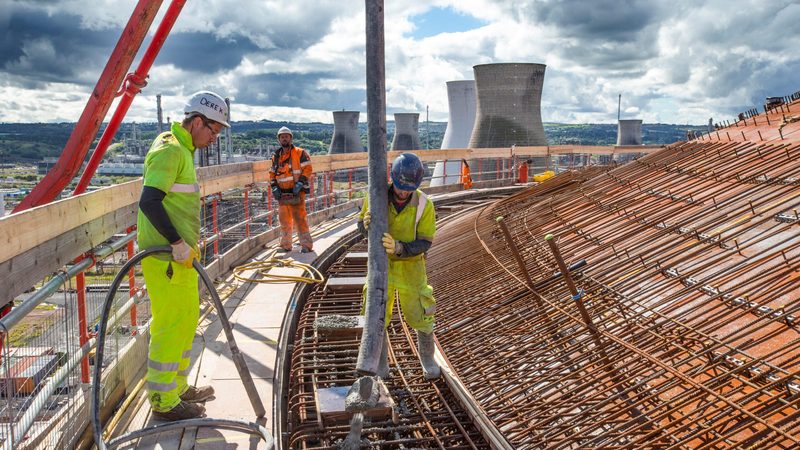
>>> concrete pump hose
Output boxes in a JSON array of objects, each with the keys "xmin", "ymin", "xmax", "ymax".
[{"xmin": 91, "ymin": 246, "xmax": 273, "ymax": 450}]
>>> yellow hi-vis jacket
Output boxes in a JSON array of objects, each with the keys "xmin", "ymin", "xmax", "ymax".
[{"xmin": 360, "ymin": 187, "xmax": 437, "ymax": 333}]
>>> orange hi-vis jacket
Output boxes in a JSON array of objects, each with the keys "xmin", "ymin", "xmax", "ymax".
[
  {"xmin": 518, "ymin": 162, "xmax": 529, "ymax": 183},
  {"xmin": 461, "ymin": 162, "xmax": 473, "ymax": 189},
  {"xmin": 269, "ymin": 145, "xmax": 312, "ymax": 191}
]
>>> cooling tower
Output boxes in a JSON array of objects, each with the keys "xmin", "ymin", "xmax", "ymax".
[
  {"xmin": 430, "ymin": 160, "xmax": 464, "ymax": 187},
  {"xmin": 442, "ymin": 80, "xmax": 477, "ymax": 149},
  {"xmin": 468, "ymin": 63, "xmax": 547, "ymax": 148},
  {"xmin": 431, "ymin": 80, "xmax": 477, "ymax": 186},
  {"xmin": 616, "ymin": 119, "xmax": 643, "ymax": 145},
  {"xmin": 391, "ymin": 113, "xmax": 422, "ymax": 151},
  {"xmin": 329, "ymin": 111, "xmax": 363, "ymax": 154}
]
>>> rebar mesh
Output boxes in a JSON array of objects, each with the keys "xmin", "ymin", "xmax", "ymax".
[
  {"xmin": 286, "ymin": 241, "xmax": 491, "ymax": 449},
  {"xmin": 429, "ymin": 140, "xmax": 800, "ymax": 449}
]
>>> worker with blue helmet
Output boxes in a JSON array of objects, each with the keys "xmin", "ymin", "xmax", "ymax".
[{"xmin": 358, "ymin": 152, "xmax": 440, "ymax": 379}]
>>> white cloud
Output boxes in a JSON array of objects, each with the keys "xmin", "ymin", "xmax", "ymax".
[{"xmin": 1, "ymin": 0, "xmax": 799, "ymax": 125}]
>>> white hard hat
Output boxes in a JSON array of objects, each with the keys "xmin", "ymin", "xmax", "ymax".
[
  {"xmin": 277, "ymin": 126, "xmax": 293, "ymax": 137},
  {"xmin": 184, "ymin": 91, "xmax": 230, "ymax": 127}
]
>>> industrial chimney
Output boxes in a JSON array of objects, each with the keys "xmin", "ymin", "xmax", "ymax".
[
  {"xmin": 329, "ymin": 111, "xmax": 363, "ymax": 154},
  {"xmin": 224, "ymin": 97, "xmax": 233, "ymax": 162},
  {"xmin": 616, "ymin": 119, "xmax": 643, "ymax": 145},
  {"xmin": 432, "ymin": 80, "xmax": 477, "ymax": 186},
  {"xmin": 391, "ymin": 113, "xmax": 422, "ymax": 151},
  {"xmin": 156, "ymin": 94, "xmax": 164, "ymax": 133},
  {"xmin": 469, "ymin": 63, "xmax": 548, "ymax": 148}
]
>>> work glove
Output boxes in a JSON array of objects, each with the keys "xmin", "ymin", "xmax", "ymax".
[
  {"xmin": 382, "ymin": 232, "xmax": 402, "ymax": 256},
  {"xmin": 292, "ymin": 182, "xmax": 304, "ymax": 196},
  {"xmin": 271, "ymin": 185, "xmax": 281, "ymax": 200},
  {"xmin": 362, "ymin": 211, "xmax": 371, "ymax": 230},
  {"xmin": 171, "ymin": 239, "xmax": 199, "ymax": 269}
]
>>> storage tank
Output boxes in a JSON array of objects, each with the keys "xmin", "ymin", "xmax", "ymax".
[
  {"xmin": 329, "ymin": 111, "xmax": 363, "ymax": 154},
  {"xmin": 468, "ymin": 63, "xmax": 548, "ymax": 148},
  {"xmin": 391, "ymin": 113, "xmax": 422, "ymax": 151},
  {"xmin": 616, "ymin": 119, "xmax": 643, "ymax": 145}
]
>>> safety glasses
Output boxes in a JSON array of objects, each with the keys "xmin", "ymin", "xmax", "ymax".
[{"xmin": 201, "ymin": 117, "xmax": 223, "ymax": 137}]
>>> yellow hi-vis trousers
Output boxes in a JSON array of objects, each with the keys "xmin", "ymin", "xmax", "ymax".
[
  {"xmin": 362, "ymin": 257, "xmax": 436, "ymax": 334},
  {"xmin": 141, "ymin": 257, "xmax": 199, "ymax": 412}
]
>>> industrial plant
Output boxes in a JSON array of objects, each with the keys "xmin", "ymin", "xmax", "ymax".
[{"xmin": 2, "ymin": 3, "xmax": 800, "ymax": 450}]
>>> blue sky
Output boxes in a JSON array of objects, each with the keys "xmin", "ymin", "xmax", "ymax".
[
  {"xmin": 1, "ymin": 0, "xmax": 798, "ymax": 125},
  {"xmin": 409, "ymin": 7, "xmax": 488, "ymax": 39}
]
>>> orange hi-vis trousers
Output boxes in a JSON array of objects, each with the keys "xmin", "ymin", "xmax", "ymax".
[{"xmin": 278, "ymin": 193, "xmax": 313, "ymax": 251}]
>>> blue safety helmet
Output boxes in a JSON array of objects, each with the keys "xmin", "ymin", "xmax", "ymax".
[{"xmin": 390, "ymin": 153, "xmax": 424, "ymax": 191}]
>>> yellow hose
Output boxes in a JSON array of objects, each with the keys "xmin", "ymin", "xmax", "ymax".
[
  {"xmin": 232, "ymin": 257, "xmax": 325, "ymax": 284},
  {"xmin": 102, "ymin": 377, "xmax": 146, "ymax": 441}
]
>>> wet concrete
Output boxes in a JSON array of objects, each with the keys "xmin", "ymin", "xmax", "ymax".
[
  {"xmin": 344, "ymin": 376, "xmax": 380, "ymax": 412},
  {"xmin": 314, "ymin": 314, "xmax": 362, "ymax": 330}
]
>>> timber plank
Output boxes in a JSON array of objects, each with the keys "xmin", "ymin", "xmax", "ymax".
[
  {"xmin": 0, "ymin": 179, "xmax": 141, "ymax": 263},
  {"xmin": 0, "ymin": 204, "xmax": 138, "ymax": 304},
  {"xmin": 200, "ymin": 173, "xmax": 254, "ymax": 197},
  {"xmin": 197, "ymin": 161, "xmax": 251, "ymax": 179}
]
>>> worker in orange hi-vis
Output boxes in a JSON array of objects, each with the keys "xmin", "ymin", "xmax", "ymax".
[
  {"xmin": 268, "ymin": 126, "xmax": 314, "ymax": 253},
  {"xmin": 518, "ymin": 158, "xmax": 531, "ymax": 183},
  {"xmin": 461, "ymin": 159, "xmax": 473, "ymax": 189}
]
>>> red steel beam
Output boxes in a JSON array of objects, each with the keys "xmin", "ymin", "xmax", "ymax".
[
  {"xmin": 13, "ymin": 0, "xmax": 163, "ymax": 212},
  {"xmin": 73, "ymin": 0, "xmax": 188, "ymax": 195}
]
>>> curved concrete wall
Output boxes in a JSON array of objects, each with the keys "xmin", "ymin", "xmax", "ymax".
[
  {"xmin": 617, "ymin": 119, "xmax": 643, "ymax": 145},
  {"xmin": 329, "ymin": 111, "xmax": 363, "ymax": 154},
  {"xmin": 441, "ymin": 80, "xmax": 477, "ymax": 149},
  {"xmin": 469, "ymin": 63, "xmax": 548, "ymax": 148},
  {"xmin": 391, "ymin": 113, "xmax": 422, "ymax": 151}
]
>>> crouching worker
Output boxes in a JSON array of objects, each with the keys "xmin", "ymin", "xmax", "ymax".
[
  {"xmin": 357, "ymin": 153, "xmax": 440, "ymax": 380},
  {"xmin": 136, "ymin": 91, "xmax": 228, "ymax": 420}
]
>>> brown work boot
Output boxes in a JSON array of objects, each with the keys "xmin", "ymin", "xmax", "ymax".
[
  {"xmin": 301, "ymin": 247, "xmax": 313, "ymax": 254},
  {"xmin": 152, "ymin": 401, "xmax": 206, "ymax": 421},
  {"xmin": 180, "ymin": 385, "xmax": 215, "ymax": 403}
]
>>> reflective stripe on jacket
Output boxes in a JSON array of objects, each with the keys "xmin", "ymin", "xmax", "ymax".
[{"xmin": 269, "ymin": 146, "xmax": 312, "ymax": 190}]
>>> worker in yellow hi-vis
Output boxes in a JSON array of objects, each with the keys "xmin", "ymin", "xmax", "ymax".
[
  {"xmin": 136, "ymin": 91, "xmax": 229, "ymax": 421},
  {"xmin": 358, "ymin": 153, "xmax": 440, "ymax": 380}
]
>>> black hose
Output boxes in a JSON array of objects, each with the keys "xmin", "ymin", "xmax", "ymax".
[{"xmin": 91, "ymin": 247, "xmax": 273, "ymax": 450}]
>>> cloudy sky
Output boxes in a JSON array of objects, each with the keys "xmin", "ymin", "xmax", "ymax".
[{"xmin": 1, "ymin": 0, "xmax": 798, "ymax": 125}]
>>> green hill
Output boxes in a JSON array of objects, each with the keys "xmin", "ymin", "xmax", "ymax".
[{"xmin": 0, "ymin": 120, "xmax": 707, "ymax": 162}]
